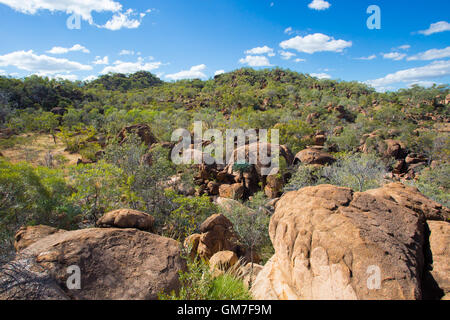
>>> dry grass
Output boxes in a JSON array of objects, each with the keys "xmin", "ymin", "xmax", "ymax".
[{"xmin": 0, "ymin": 133, "xmax": 81, "ymax": 167}]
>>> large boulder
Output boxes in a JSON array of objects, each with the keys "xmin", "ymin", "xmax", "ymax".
[
  {"xmin": 2, "ymin": 228, "xmax": 185, "ymax": 300},
  {"xmin": 96, "ymin": 209, "xmax": 155, "ymax": 232},
  {"xmin": 423, "ymin": 221, "xmax": 450, "ymax": 299},
  {"xmin": 252, "ymin": 184, "xmax": 431, "ymax": 300},
  {"xmin": 294, "ymin": 147, "xmax": 336, "ymax": 166},
  {"xmin": 383, "ymin": 139, "xmax": 407, "ymax": 159},
  {"xmin": 15, "ymin": 225, "xmax": 65, "ymax": 252},
  {"xmin": 209, "ymin": 251, "xmax": 239, "ymax": 274}
]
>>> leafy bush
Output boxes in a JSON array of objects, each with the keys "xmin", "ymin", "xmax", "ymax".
[
  {"xmin": 0, "ymin": 160, "xmax": 78, "ymax": 264},
  {"xmin": 159, "ymin": 255, "xmax": 252, "ymax": 300},
  {"xmin": 412, "ymin": 164, "xmax": 450, "ymax": 208}
]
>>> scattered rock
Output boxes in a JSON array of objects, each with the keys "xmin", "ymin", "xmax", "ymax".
[
  {"xmin": 219, "ymin": 183, "xmax": 245, "ymax": 200},
  {"xmin": 209, "ymin": 251, "xmax": 239, "ymax": 274},
  {"xmin": 294, "ymin": 147, "xmax": 336, "ymax": 166},
  {"xmin": 96, "ymin": 209, "xmax": 155, "ymax": 232}
]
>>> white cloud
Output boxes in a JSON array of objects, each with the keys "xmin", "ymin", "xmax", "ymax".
[
  {"xmin": 382, "ymin": 52, "xmax": 406, "ymax": 61},
  {"xmin": 0, "ymin": 69, "xmax": 6, "ymax": 75},
  {"xmin": 0, "ymin": 1, "xmax": 149, "ymax": 30},
  {"xmin": 0, "ymin": 50, "xmax": 92, "ymax": 75},
  {"xmin": 284, "ymin": 27, "xmax": 293, "ymax": 35},
  {"xmin": 101, "ymin": 57, "xmax": 161, "ymax": 74},
  {"xmin": 239, "ymin": 55, "xmax": 272, "ymax": 67},
  {"xmin": 310, "ymin": 72, "xmax": 331, "ymax": 79},
  {"xmin": 356, "ymin": 54, "xmax": 377, "ymax": 60},
  {"xmin": 214, "ymin": 70, "xmax": 225, "ymax": 76},
  {"xmin": 83, "ymin": 75, "xmax": 97, "ymax": 82},
  {"xmin": 365, "ymin": 60, "xmax": 450, "ymax": 90},
  {"xmin": 101, "ymin": 8, "xmax": 144, "ymax": 30},
  {"xmin": 418, "ymin": 21, "xmax": 450, "ymax": 36},
  {"xmin": 294, "ymin": 58, "xmax": 306, "ymax": 63},
  {"xmin": 245, "ymin": 46, "xmax": 274, "ymax": 56},
  {"xmin": 280, "ymin": 33, "xmax": 352, "ymax": 54},
  {"xmin": 408, "ymin": 80, "xmax": 439, "ymax": 88},
  {"xmin": 93, "ymin": 56, "xmax": 109, "ymax": 65},
  {"xmin": 0, "ymin": 0, "xmax": 122, "ymax": 22},
  {"xmin": 51, "ymin": 74, "xmax": 78, "ymax": 81},
  {"xmin": 397, "ymin": 44, "xmax": 411, "ymax": 50},
  {"xmin": 47, "ymin": 44, "xmax": 89, "ymax": 54},
  {"xmin": 407, "ymin": 47, "xmax": 450, "ymax": 61},
  {"xmin": 279, "ymin": 51, "xmax": 296, "ymax": 60},
  {"xmin": 119, "ymin": 50, "xmax": 135, "ymax": 56},
  {"xmin": 165, "ymin": 64, "xmax": 207, "ymax": 80},
  {"xmin": 308, "ymin": 0, "xmax": 331, "ymax": 10}
]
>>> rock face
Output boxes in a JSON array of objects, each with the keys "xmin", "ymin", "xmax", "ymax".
[
  {"xmin": 14, "ymin": 225, "xmax": 65, "ymax": 252},
  {"xmin": 423, "ymin": 221, "xmax": 450, "ymax": 299},
  {"xmin": 365, "ymin": 183, "xmax": 449, "ymax": 221},
  {"xmin": 209, "ymin": 251, "xmax": 239, "ymax": 274},
  {"xmin": 4, "ymin": 228, "xmax": 185, "ymax": 300},
  {"xmin": 251, "ymin": 184, "xmax": 443, "ymax": 300},
  {"xmin": 219, "ymin": 183, "xmax": 245, "ymax": 200},
  {"xmin": 117, "ymin": 124, "xmax": 157, "ymax": 147},
  {"xmin": 294, "ymin": 147, "xmax": 336, "ymax": 166},
  {"xmin": 96, "ymin": 209, "xmax": 155, "ymax": 232}
]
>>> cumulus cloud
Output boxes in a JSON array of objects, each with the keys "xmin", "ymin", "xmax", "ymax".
[
  {"xmin": 0, "ymin": 0, "xmax": 149, "ymax": 30},
  {"xmin": 165, "ymin": 64, "xmax": 207, "ymax": 80},
  {"xmin": 101, "ymin": 57, "xmax": 161, "ymax": 74},
  {"xmin": 294, "ymin": 58, "xmax": 306, "ymax": 63},
  {"xmin": 0, "ymin": 0, "xmax": 122, "ymax": 22},
  {"xmin": 308, "ymin": 0, "xmax": 331, "ymax": 10},
  {"xmin": 365, "ymin": 60, "xmax": 450, "ymax": 90},
  {"xmin": 397, "ymin": 44, "xmax": 411, "ymax": 50},
  {"xmin": 382, "ymin": 52, "xmax": 406, "ymax": 61},
  {"xmin": 418, "ymin": 21, "xmax": 450, "ymax": 35},
  {"xmin": 83, "ymin": 75, "xmax": 98, "ymax": 82},
  {"xmin": 280, "ymin": 33, "xmax": 352, "ymax": 54},
  {"xmin": 214, "ymin": 70, "xmax": 225, "ymax": 76},
  {"xmin": 310, "ymin": 72, "xmax": 331, "ymax": 79},
  {"xmin": 407, "ymin": 47, "xmax": 450, "ymax": 61},
  {"xmin": 119, "ymin": 50, "xmax": 135, "ymax": 56},
  {"xmin": 284, "ymin": 27, "xmax": 293, "ymax": 35},
  {"xmin": 0, "ymin": 50, "xmax": 92, "ymax": 75},
  {"xmin": 245, "ymin": 46, "xmax": 274, "ymax": 56},
  {"xmin": 47, "ymin": 44, "xmax": 89, "ymax": 54},
  {"xmin": 239, "ymin": 55, "xmax": 272, "ymax": 67},
  {"xmin": 279, "ymin": 51, "xmax": 296, "ymax": 60},
  {"xmin": 100, "ymin": 8, "xmax": 144, "ymax": 30},
  {"xmin": 93, "ymin": 56, "xmax": 109, "ymax": 65},
  {"xmin": 51, "ymin": 73, "xmax": 78, "ymax": 81},
  {"xmin": 356, "ymin": 54, "xmax": 377, "ymax": 60}
]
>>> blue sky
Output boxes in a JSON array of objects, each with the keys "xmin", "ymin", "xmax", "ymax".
[{"xmin": 0, "ymin": 0, "xmax": 449, "ymax": 91}]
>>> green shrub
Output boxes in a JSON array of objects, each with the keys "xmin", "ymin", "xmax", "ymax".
[
  {"xmin": 159, "ymin": 255, "xmax": 252, "ymax": 300},
  {"xmin": 411, "ymin": 164, "xmax": 450, "ymax": 208}
]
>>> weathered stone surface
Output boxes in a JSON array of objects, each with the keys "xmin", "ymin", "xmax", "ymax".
[
  {"xmin": 6, "ymin": 228, "xmax": 185, "ymax": 300},
  {"xmin": 14, "ymin": 225, "xmax": 65, "ymax": 252},
  {"xmin": 264, "ymin": 175, "xmax": 283, "ymax": 199},
  {"xmin": 423, "ymin": 221, "xmax": 450, "ymax": 299},
  {"xmin": 235, "ymin": 263, "xmax": 264, "ymax": 289},
  {"xmin": 294, "ymin": 147, "xmax": 336, "ymax": 166},
  {"xmin": 365, "ymin": 183, "xmax": 449, "ymax": 221},
  {"xmin": 209, "ymin": 251, "xmax": 239, "ymax": 273},
  {"xmin": 96, "ymin": 209, "xmax": 155, "ymax": 232},
  {"xmin": 252, "ymin": 184, "xmax": 429, "ymax": 300},
  {"xmin": 219, "ymin": 183, "xmax": 245, "ymax": 200},
  {"xmin": 383, "ymin": 139, "xmax": 407, "ymax": 159},
  {"xmin": 195, "ymin": 214, "xmax": 239, "ymax": 259}
]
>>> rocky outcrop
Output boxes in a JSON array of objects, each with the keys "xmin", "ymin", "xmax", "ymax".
[
  {"xmin": 14, "ymin": 225, "xmax": 65, "ymax": 252},
  {"xmin": 294, "ymin": 147, "xmax": 336, "ymax": 166},
  {"xmin": 3, "ymin": 228, "xmax": 185, "ymax": 300},
  {"xmin": 96, "ymin": 209, "xmax": 155, "ymax": 232},
  {"xmin": 251, "ymin": 183, "xmax": 449, "ymax": 300},
  {"xmin": 209, "ymin": 251, "xmax": 239, "ymax": 275},
  {"xmin": 219, "ymin": 183, "xmax": 245, "ymax": 200},
  {"xmin": 117, "ymin": 124, "xmax": 157, "ymax": 147}
]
